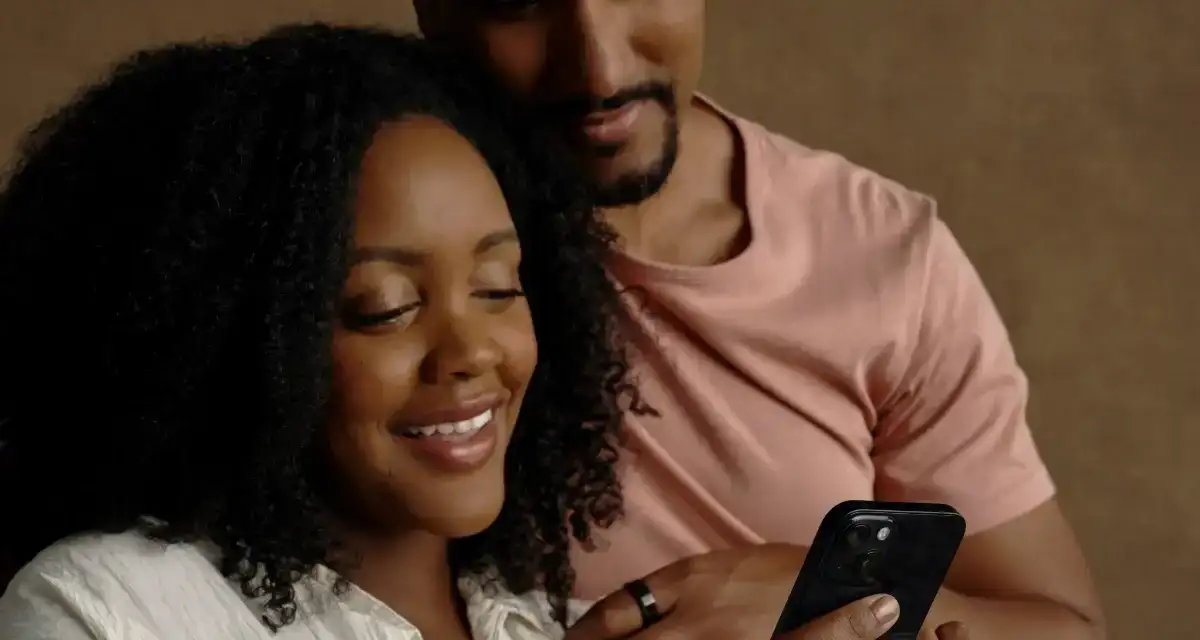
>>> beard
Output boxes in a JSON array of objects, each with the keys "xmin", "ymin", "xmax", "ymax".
[
  {"xmin": 537, "ymin": 80, "xmax": 680, "ymax": 208},
  {"xmin": 587, "ymin": 117, "xmax": 679, "ymax": 208}
]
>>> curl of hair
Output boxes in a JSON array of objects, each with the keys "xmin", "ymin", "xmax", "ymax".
[{"xmin": 0, "ymin": 24, "xmax": 651, "ymax": 629}]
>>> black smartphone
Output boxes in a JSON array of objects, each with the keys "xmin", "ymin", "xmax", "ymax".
[{"xmin": 771, "ymin": 500, "xmax": 966, "ymax": 639}]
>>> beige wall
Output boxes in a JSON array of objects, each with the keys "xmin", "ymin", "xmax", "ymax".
[{"xmin": 2, "ymin": 1, "xmax": 1196, "ymax": 638}]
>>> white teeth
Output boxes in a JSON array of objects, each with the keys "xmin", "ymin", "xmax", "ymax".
[
  {"xmin": 471, "ymin": 410, "xmax": 491, "ymax": 429},
  {"xmin": 406, "ymin": 409, "xmax": 492, "ymax": 438}
]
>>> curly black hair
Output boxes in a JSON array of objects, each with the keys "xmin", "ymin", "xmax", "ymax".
[{"xmin": 0, "ymin": 24, "xmax": 651, "ymax": 629}]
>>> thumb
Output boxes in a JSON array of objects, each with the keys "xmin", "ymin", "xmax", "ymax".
[
  {"xmin": 935, "ymin": 621, "xmax": 973, "ymax": 640},
  {"xmin": 780, "ymin": 594, "xmax": 900, "ymax": 640}
]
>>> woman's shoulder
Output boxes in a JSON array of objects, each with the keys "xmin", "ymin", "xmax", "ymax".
[
  {"xmin": 9, "ymin": 529, "xmax": 218, "ymax": 589},
  {"xmin": 0, "ymin": 530, "xmax": 266, "ymax": 639}
]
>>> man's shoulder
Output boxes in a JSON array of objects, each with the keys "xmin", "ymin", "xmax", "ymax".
[
  {"xmin": 733, "ymin": 113, "xmax": 938, "ymax": 237},
  {"xmin": 726, "ymin": 111, "xmax": 959, "ymax": 315}
]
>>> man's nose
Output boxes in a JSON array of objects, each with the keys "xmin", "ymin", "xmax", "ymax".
[
  {"xmin": 419, "ymin": 312, "xmax": 501, "ymax": 385},
  {"xmin": 549, "ymin": 0, "xmax": 635, "ymax": 100}
]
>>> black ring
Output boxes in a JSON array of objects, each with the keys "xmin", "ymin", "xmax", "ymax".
[{"xmin": 623, "ymin": 579, "xmax": 663, "ymax": 629}]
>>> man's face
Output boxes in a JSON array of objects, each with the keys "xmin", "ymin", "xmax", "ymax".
[{"xmin": 417, "ymin": 0, "xmax": 706, "ymax": 207}]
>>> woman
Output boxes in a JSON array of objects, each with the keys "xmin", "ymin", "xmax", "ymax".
[{"xmin": 0, "ymin": 24, "xmax": 650, "ymax": 639}]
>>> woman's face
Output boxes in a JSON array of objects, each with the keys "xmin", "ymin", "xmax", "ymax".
[{"xmin": 328, "ymin": 115, "xmax": 536, "ymax": 538}]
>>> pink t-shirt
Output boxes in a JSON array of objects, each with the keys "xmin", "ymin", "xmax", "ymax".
[{"xmin": 569, "ymin": 102, "xmax": 1056, "ymax": 599}]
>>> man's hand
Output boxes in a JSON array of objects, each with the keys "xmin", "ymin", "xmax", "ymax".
[
  {"xmin": 568, "ymin": 544, "xmax": 802, "ymax": 639},
  {"xmin": 565, "ymin": 545, "xmax": 972, "ymax": 639},
  {"xmin": 790, "ymin": 599, "xmax": 972, "ymax": 640}
]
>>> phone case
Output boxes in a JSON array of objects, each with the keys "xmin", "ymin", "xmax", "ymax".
[{"xmin": 772, "ymin": 500, "xmax": 966, "ymax": 639}]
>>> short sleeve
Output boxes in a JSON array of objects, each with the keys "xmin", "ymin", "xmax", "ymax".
[{"xmin": 872, "ymin": 211, "xmax": 1056, "ymax": 535}]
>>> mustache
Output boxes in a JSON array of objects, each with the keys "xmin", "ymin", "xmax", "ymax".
[{"xmin": 539, "ymin": 81, "xmax": 677, "ymax": 122}]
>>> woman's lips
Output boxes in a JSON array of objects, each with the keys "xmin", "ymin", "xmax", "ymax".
[
  {"xmin": 393, "ymin": 404, "xmax": 502, "ymax": 474},
  {"xmin": 394, "ymin": 393, "xmax": 503, "ymax": 430}
]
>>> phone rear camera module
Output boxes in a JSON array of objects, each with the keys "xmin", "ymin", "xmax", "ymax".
[{"xmin": 845, "ymin": 523, "xmax": 872, "ymax": 548}]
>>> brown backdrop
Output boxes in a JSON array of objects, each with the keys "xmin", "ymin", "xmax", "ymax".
[{"xmin": 0, "ymin": 1, "xmax": 1195, "ymax": 637}]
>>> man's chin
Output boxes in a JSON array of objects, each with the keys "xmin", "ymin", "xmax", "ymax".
[
  {"xmin": 588, "ymin": 121, "xmax": 679, "ymax": 207},
  {"xmin": 590, "ymin": 174, "xmax": 667, "ymax": 208},
  {"xmin": 586, "ymin": 149, "xmax": 678, "ymax": 208}
]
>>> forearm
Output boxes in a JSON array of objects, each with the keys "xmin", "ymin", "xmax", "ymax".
[{"xmin": 926, "ymin": 588, "xmax": 1105, "ymax": 640}]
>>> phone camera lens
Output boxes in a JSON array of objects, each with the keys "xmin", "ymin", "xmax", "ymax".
[
  {"xmin": 845, "ymin": 523, "xmax": 872, "ymax": 548},
  {"xmin": 852, "ymin": 550, "xmax": 881, "ymax": 583}
]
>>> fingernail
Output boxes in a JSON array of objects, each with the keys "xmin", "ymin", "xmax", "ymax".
[
  {"xmin": 939, "ymin": 621, "xmax": 971, "ymax": 639},
  {"xmin": 869, "ymin": 595, "xmax": 900, "ymax": 624}
]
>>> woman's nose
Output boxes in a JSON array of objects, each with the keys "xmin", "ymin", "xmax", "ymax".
[{"xmin": 419, "ymin": 313, "xmax": 502, "ymax": 384}]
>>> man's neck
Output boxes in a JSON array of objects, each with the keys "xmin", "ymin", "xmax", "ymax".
[{"xmin": 602, "ymin": 97, "xmax": 747, "ymax": 266}]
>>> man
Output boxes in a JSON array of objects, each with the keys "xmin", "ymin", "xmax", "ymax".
[{"xmin": 415, "ymin": 1, "xmax": 1105, "ymax": 638}]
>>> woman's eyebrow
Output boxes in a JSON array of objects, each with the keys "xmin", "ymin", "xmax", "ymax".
[
  {"xmin": 350, "ymin": 228, "xmax": 517, "ymax": 266},
  {"xmin": 474, "ymin": 229, "xmax": 518, "ymax": 255}
]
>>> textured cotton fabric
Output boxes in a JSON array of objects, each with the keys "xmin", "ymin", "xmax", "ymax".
[{"xmin": 0, "ymin": 531, "xmax": 589, "ymax": 639}]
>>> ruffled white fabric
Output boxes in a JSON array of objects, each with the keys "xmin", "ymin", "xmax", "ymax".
[{"xmin": 0, "ymin": 530, "xmax": 591, "ymax": 639}]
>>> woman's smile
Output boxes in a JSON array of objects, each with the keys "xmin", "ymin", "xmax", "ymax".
[{"xmin": 391, "ymin": 392, "xmax": 509, "ymax": 473}]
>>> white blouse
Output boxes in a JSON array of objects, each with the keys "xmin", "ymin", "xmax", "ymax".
[{"xmin": 0, "ymin": 531, "xmax": 591, "ymax": 640}]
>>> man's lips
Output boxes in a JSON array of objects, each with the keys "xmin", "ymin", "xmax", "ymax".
[{"xmin": 579, "ymin": 101, "xmax": 646, "ymax": 145}]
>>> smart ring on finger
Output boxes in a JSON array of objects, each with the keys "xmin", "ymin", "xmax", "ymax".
[{"xmin": 622, "ymin": 579, "xmax": 663, "ymax": 629}]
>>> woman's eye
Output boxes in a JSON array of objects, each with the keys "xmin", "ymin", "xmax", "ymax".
[
  {"xmin": 475, "ymin": 288, "xmax": 525, "ymax": 301},
  {"xmin": 343, "ymin": 303, "xmax": 420, "ymax": 330}
]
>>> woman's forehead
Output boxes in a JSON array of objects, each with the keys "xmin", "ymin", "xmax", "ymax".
[{"xmin": 352, "ymin": 116, "xmax": 515, "ymax": 249}]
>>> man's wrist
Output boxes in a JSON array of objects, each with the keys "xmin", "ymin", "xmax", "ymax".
[
  {"xmin": 749, "ymin": 543, "xmax": 809, "ymax": 574},
  {"xmin": 773, "ymin": 543, "xmax": 809, "ymax": 567}
]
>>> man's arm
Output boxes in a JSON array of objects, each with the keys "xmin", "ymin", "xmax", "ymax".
[
  {"xmin": 564, "ymin": 545, "xmax": 975, "ymax": 640},
  {"xmin": 927, "ymin": 500, "xmax": 1104, "ymax": 639},
  {"xmin": 871, "ymin": 209, "xmax": 1104, "ymax": 639}
]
